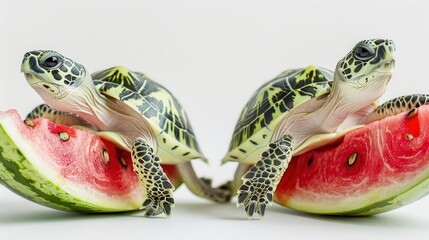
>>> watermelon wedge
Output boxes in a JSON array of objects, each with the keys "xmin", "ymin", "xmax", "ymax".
[
  {"xmin": 0, "ymin": 110, "xmax": 181, "ymax": 212},
  {"xmin": 2, "ymin": 106, "xmax": 429, "ymax": 215},
  {"xmin": 275, "ymin": 105, "xmax": 429, "ymax": 215}
]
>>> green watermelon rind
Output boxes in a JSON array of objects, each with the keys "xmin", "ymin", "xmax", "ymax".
[
  {"xmin": 282, "ymin": 173, "xmax": 429, "ymax": 216},
  {"xmin": 339, "ymin": 176, "xmax": 429, "ymax": 216},
  {"xmin": 0, "ymin": 112, "xmax": 142, "ymax": 213}
]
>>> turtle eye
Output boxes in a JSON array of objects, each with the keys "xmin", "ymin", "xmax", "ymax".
[
  {"xmin": 353, "ymin": 45, "xmax": 375, "ymax": 61},
  {"xmin": 40, "ymin": 54, "xmax": 63, "ymax": 69}
]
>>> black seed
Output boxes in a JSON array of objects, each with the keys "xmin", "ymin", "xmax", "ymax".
[{"xmin": 307, "ymin": 156, "xmax": 314, "ymax": 166}]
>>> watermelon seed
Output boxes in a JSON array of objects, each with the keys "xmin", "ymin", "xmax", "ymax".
[
  {"xmin": 24, "ymin": 119, "xmax": 35, "ymax": 127},
  {"xmin": 102, "ymin": 149, "xmax": 110, "ymax": 164},
  {"xmin": 348, "ymin": 152, "xmax": 358, "ymax": 166},
  {"xmin": 405, "ymin": 134, "xmax": 414, "ymax": 140},
  {"xmin": 58, "ymin": 132, "xmax": 70, "ymax": 141},
  {"xmin": 406, "ymin": 108, "xmax": 418, "ymax": 118},
  {"xmin": 307, "ymin": 156, "xmax": 314, "ymax": 166},
  {"xmin": 119, "ymin": 157, "xmax": 127, "ymax": 167}
]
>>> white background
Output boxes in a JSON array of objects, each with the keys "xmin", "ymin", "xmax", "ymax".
[{"xmin": 1, "ymin": 0, "xmax": 429, "ymax": 239}]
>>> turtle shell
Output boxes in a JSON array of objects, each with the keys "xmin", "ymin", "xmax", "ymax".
[
  {"xmin": 92, "ymin": 66, "xmax": 205, "ymax": 162},
  {"xmin": 222, "ymin": 66, "xmax": 333, "ymax": 163}
]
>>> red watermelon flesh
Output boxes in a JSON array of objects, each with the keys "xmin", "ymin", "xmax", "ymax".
[
  {"xmin": 275, "ymin": 105, "xmax": 429, "ymax": 215},
  {"xmin": 0, "ymin": 110, "xmax": 181, "ymax": 212}
]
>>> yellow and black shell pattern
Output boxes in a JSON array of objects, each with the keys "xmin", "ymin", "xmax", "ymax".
[
  {"xmin": 222, "ymin": 66, "xmax": 333, "ymax": 163},
  {"xmin": 92, "ymin": 66, "xmax": 205, "ymax": 162}
]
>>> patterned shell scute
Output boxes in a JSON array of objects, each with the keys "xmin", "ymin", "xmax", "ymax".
[
  {"xmin": 91, "ymin": 66, "xmax": 201, "ymax": 152},
  {"xmin": 229, "ymin": 66, "xmax": 333, "ymax": 151}
]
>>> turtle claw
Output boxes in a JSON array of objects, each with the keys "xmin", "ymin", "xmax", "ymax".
[
  {"xmin": 237, "ymin": 187, "xmax": 272, "ymax": 219},
  {"xmin": 236, "ymin": 135, "xmax": 294, "ymax": 219},
  {"xmin": 132, "ymin": 138, "xmax": 176, "ymax": 217},
  {"xmin": 142, "ymin": 194, "xmax": 175, "ymax": 217}
]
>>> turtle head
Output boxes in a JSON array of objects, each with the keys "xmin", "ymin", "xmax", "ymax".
[
  {"xmin": 21, "ymin": 50, "xmax": 87, "ymax": 101},
  {"xmin": 334, "ymin": 39, "xmax": 395, "ymax": 103}
]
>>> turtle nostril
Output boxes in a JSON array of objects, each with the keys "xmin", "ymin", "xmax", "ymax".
[{"xmin": 43, "ymin": 84, "xmax": 50, "ymax": 89}]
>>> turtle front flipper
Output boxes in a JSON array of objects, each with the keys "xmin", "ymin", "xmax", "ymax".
[
  {"xmin": 237, "ymin": 135, "xmax": 294, "ymax": 218},
  {"xmin": 132, "ymin": 137, "xmax": 175, "ymax": 217},
  {"xmin": 27, "ymin": 104, "xmax": 88, "ymax": 126},
  {"xmin": 362, "ymin": 94, "xmax": 429, "ymax": 123}
]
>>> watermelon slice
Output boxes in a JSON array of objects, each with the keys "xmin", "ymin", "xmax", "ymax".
[
  {"xmin": 275, "ymin": 105, "xmax": 429, "ymax": 215},
  {"xmin": 2, "ymin": 106, "xmax": 429, "ymax": 215},
  {"xmin": 0, "ymin": 110, "xmax": 181, "ymax": 212}
]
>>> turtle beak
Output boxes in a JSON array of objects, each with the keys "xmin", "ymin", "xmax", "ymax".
[
  {"xmin": 21, "ymin": 53, "xmax": 45, "ymax": 74},
  {"xmin": 374, "ymin": 59, "xmax": 395, "ymax": 74},
  {"xmin": 20, "ymin": 56, "xmax": 30, "ymax": 73}
]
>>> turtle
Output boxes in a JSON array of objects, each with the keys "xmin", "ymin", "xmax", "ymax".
[
  {"xmin": 221, "ymin": 39, "xmax": 429, "ymax": 218},
  {"xmin": 20, "ymin": 51, "xmax": 229, "ymax": 217}
]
